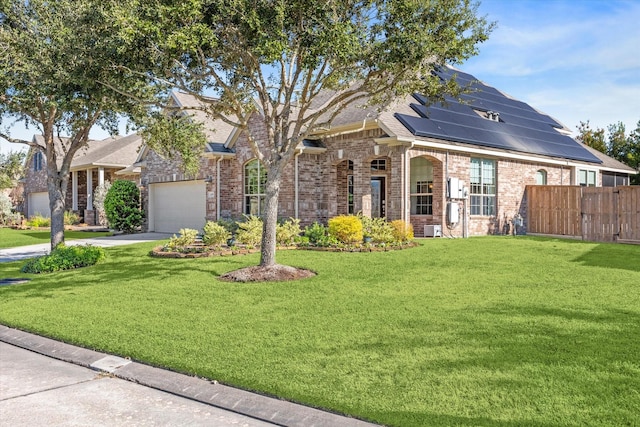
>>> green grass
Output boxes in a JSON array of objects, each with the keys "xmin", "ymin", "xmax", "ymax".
[
  {"xmin": 0, "ymin": 228, "xmax": 111, "ymax": 249},
  {"xmin": 0, "ymin": 236, "xmax": 638, "ymax": 426}
]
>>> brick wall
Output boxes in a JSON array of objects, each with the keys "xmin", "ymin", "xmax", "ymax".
[{"xmin": 140, "ymin": 120, "xmax": 596, "ymax": 237}]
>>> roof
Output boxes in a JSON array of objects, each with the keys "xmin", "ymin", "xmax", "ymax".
[
  {"xmin": 170, "ymin": 92, "xmax": 237, "ymax": 144},
  {"xmin": 32, "ymin": 134, "xmax": 142, "ymax": 171},
  {"xmin": 579, "ymin": 143, "xmax": 636, "ymax": 173},
  {"xmin": 390, "ymin": 67, "xmax": 603, "ymax": 164}
]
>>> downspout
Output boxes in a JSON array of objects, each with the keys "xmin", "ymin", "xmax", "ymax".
[
  {"xmin": 403, "ymin": 146, "xmax": 408, "ymax": 224},
  {"xmin": 216, "ymin": 157, "xmax": 223, "ymax": 220},
  {"xmin": 295, "ymin": 150, "xmax": 302, "ymax": 219}
]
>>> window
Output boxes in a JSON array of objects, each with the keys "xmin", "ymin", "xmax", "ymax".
[
  {"xmin": 347, "ymin": 174, "xmax": 354, "ymax": 214},
  {"xmin": 371, "ymin": 159, "xmax": 386, "ymax": 171},
  {"xmin": 536, "ymin": 169, "xmax": 547, "ymax": 185},
  {"xmin": 470, "ymin": 158, "xmax": 496, "ymax": 216},
  {"xmin": 410, "ymin": 157, "xmax": 433, "ymax": 215},
  {"xmin": 33, "ymin": 151, "xmax": 43, "ymax": 171},
  {"xmin": 244, "ymin": 159, "xmax": 267, "ymax": 215},
  {"xmin": 578, "ymin": 169, "xmax": 596, "ymax": 187}
]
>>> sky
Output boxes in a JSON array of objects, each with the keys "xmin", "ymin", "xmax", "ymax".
[
  {"xmin": 463, "ymin": 0, "xmax": 640, "ymax": 136},
  {"xmin": 2, "ymin": 0, "xmax": 639, "ymax": 154}
]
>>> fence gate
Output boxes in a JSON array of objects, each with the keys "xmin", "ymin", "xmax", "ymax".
[
  {"xmin": 581, "ymin": 188, "xmax": 617, "ymax": 242},
  {"xmin": 527, "ymin": 185, "xmax": 640, "ymax": 244}
]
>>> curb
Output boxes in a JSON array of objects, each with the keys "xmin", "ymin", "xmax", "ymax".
[{"xmin": 0, "ymin": 325, "xmax": 378, "ymax": 427}]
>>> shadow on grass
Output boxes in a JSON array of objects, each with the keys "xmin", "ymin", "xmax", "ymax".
[
  {"xmin": 572, "ymin": 243, "xmax": 640, "ymax": 272},
  {"xmin": 0, "ymin": 244, "xmax": 257, "ymax": 299}
]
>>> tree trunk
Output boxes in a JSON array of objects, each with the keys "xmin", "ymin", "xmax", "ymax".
[
  {"xmin": 48, "ymin": 173, "xmax": 68, "ymax": 250},
  {"xmin": 259, "ymin": 163, "xmax": 282, "ymax": 267}
]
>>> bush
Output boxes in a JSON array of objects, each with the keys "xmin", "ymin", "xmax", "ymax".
[
  {"xmin": 328, "ymin": 215, "xmax": 363, "ymax": 244},
  {"xmin": 276, "ymin": 218, "xmax": 301, "ymax": 246},
  {"xmin": 236, "ymin": 215, "xmax": 262, "ymax": 247},
  {"xmin": 167, "ymin": 228, "xmax": 199, "ymax": 250},
  {"xmin": 64, "ymin": 210, "xmax": 80, "ymax": 226},
  {"xmin": 0, "ymin": 194, "xmax": 12, "ymax": 225},
  {"xmin": 93, "ymin": 181, "xmax": 111, "ymax": 226},
  {"xmin": 360, "ymin": 216, "xmax": 394, "ymax": 244},
  {"xmin": 104, "ymin": 180, "xmax": 143, "ymax": 233},
  {"xmin": 216, "ymin": 217, "xmax": 239, "ymax": 236},
  {"xmin": 390, "ymin": 220, "xmax": 414, "ymax": 242},
  {"xmin": 304, "ymin": 222, "xmax": 327, "ymax": 245},
  {"xmin": 21, "ymin": 244, "xmax": 106, "ymax": 274},
  {"xmin": 27, "ymin": 214, "xmax": 50, "ymax": 228},
  {"xmin": 202, "ymin": 221, "xmax": 230, "ymax": 246}
]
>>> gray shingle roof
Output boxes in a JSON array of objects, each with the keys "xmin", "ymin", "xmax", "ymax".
[{"xmin": 33, "ymin": 134, "xmax": 142, "ymax": 170}]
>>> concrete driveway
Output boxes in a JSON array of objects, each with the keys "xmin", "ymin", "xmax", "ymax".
[{"xmin": 0, "ymin": 232, "xmax": 173, "ymax": 263}]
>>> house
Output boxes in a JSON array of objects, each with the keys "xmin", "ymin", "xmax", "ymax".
[
  {"xmin": 138, "ymin": 67, "xmax": 636, "ymax": 236},
  {"xmin": 23, "ymin": 133, "xmax": 142, "ymax": 224}
]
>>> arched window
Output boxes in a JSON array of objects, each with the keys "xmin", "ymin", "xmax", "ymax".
[
  {"xmin": 536, "ymin": 169, "xmax": 547, "ymax": 185},
  {"xmin": 244, "ymin": 160, "xmax": 267, "ymax": 215},
  {"xmin": 33, "ymin": 151, "xmax": 44, "ymax": 171},
  {"xmin": 410, "ymin": 157, "xmax": 433, "ymax": 215}
]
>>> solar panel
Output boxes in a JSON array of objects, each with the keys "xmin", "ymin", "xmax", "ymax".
[{"xmin": 400, "ymin": 68, "xmax": 602, "ymax": 163}]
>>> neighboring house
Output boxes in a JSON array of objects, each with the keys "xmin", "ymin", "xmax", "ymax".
[
  {"xmin": 23, "ymin": 133, "xmax": 142, "ymax": 224},
  {"xmin": 139, "ymin": 67, "xmax": 636, "ymax": 236}
]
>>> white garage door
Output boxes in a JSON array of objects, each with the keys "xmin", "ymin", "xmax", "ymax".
[
  {"xmin": 28, "ymin": 192, "xmax": 50, "ymax": 218},
  {"xmin": 150, "ymin": 181, "xmax": 207, "ymax": 233}
]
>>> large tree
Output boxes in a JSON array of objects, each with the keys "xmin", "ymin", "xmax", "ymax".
[
  {"xmin": 123, "ymin": 0, "xmax": 494, "ymax": 274},
  {"xmin": 577, "ymin": 119, "xmax": 640, "ymax": 185},
  {"xmin": 0, "ymin": 0, "xmax": 153, "ymax": 249},
  {"xmin": 0, "ymin": 150, "xmax": 25, "ymax": 190}
]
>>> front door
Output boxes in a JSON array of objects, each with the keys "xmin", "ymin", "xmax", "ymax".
[{"xmin": 371, "ymin": 177, "xmax": 386, "ymax": 218}]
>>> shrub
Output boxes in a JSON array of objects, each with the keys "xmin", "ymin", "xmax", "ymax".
[
  {"xmin": 390, "ymin": 220, "xmax": 414, "ymax": 242},
  {"xmin": 360, "ymin": 216, "xmax": 394, "ymax": 244},
  {"xmin": 328, "ymin": 215, "xmax": 363, "ymax": 244},
  {"xmin": 27, "ymin": 214, "xmax": 50, "ymax": 228},
  {"xmin": 202, "ymin": 221, "xmax": 230, "ymax": 246},
  {"xmin": 0, "ymin": 194, "xmax": 12, "ymax": 225},
  {"xmin": 21, "ymin": 244, "xmax": 106, "ymax": 274},
  {"xmin": 64, "ymin": 210, "xmax": 80, "ymax": 226},
  {"xmin": 216, "ymin": 217, "xmax": 239, "ymax": 236},
  {"xmin": 93, "ymin": 181, "xmax": 111, "ymax": 226},
  {"xmin": 304, "ymin": 222, "xmax": 327, "ymax": 245},
  {"xmin": 236, "ymin": 215, "xmax": 262, "ymax": 247},
  {"xmin": 167, "ymin": 228, "xmax": 199, "ymax": 250},
  {"xmin": 276, "ymin": 218, "xmax": 301, "ymax": 246},
  {"xmin": 104, "ymin": 180, "xmax": 143, "ymax": 233}
]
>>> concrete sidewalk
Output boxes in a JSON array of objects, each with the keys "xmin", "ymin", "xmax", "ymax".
[
  {"xmin": 0, "ymin": 326, "xmax": 378, "ymax": 427},
  {"xmin": 0, "ymin": 232, "xmax": 173, "ymax": 263}
]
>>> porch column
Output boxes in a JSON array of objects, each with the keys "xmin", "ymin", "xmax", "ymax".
[
  {"xmin": 98, "ymin": 167, "xmax": 105, "ymax": 187},
  {"xmin": 72, "ymin": 171, "xmax": 78, "ymax": 211},
  {"xmin": 86, "ymin": 169, "xmax": 93, "ymax": 210}
]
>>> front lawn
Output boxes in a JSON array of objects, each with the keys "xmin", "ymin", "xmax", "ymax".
[
  {"xmin": 0, "ymin": 236, "xmax": 638, "ymax": 426},
  {"xmin": 0, "ymin": 228, "xmax": 112, "ymax": 249}
]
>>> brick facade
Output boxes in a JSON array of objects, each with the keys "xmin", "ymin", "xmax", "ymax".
[{"xmin": 140, "ymin": 121, "xmax": 611, "ymax": 237}]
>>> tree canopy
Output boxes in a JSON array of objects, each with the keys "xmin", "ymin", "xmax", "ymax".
[
  {"xmin": 0, "ymin": 150, "xmax": 25, "ymax": 190},
  {"xmin": 122, "ymin": 0, "xmax": 494, "ymax": 270},
  {"xmin": 577, "ymin": 119, "xmax": 640, "ymax": 184},
  {"xmin": 0, "ymin": 0, "xmax": 156, "ymax": 248}
]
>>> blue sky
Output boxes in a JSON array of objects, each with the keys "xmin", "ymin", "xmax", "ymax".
[
  {"xmin": 463, "ymin": 0, "xmax": 640, "ymax": 135},
  {"xmin": 2, "ymin": 0, "xmax": 639, "ymax": 154}
]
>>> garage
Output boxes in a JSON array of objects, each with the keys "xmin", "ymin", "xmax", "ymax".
[
  {"xmin": 149, "ymin": 180, "xmax": 207, "ymax": 233},
  {"xmin": 27, "ymin": 192, "xmax": 50, "ymax": 218}
]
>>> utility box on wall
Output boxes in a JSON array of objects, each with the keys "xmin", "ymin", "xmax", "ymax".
[
  {"xmin": 424, "ymin": 224, "xmax": 442, "ymax": 237},
  {"xmin": 447, "ymin": 177, "xmax": 465, "ymax": 199}
]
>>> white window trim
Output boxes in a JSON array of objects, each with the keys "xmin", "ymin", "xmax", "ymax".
[{"xmin": 576, "ymin": 167, "xmax": 598, "ymax": 187}]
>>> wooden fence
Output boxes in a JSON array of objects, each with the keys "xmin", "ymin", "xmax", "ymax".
[{"xmin": 526, "ymin": 185, "xmax": 640, "ymax": 243}]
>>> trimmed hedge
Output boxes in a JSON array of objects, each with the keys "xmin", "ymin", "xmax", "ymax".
[{"xmin": 104, "ymin": 180, "xmax": 143, "ymax": 233}]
